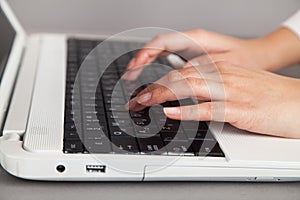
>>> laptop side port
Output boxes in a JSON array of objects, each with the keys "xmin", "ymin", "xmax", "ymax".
[{"xmin": 86, "ymin": 165, "xmax": 106, "ymax": 173}]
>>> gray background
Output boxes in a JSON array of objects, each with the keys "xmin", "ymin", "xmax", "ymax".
[{"xmin": 1, "ymin": 0, "xmax": 300, "ymax": 200}]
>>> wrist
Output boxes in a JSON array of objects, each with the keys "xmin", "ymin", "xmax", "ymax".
[
  {"xmin": 283, "ymin": 78, "xmax": 300, "ymax": 138},
  {"xmin": 256, "ymin": 27, "xmax": 300, "ymax": 71}
]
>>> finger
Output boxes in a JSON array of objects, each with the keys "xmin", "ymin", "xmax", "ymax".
[
  {"xmin": 154, "ymin": 67, "xmax": 198, "ymax": 84},
  {"xmin": 125, "ymin": 69, "xmax": 190, "ymax": 101},
  {"xmin": 127, "ymin": 32, "xmax": 197, "ymax": 70},
  {"xmin": 125, "ymin": 96, "xmax": 148, "ymax": 111},
  {"xmin": 163, "ymin": 101, "xmax": 238, "ymax": 122},
  {"xmin": 183, "ymin": 53, "xmax": 229, "ymax": 68},
  {"xmin": 155, "ymin": 64, "xmax": 223, "ymax": 84},
  {"xmin": 127, "ymin": 35, "xmax": 171, "ymax": 69},
  {"xmin": 135, "ymin": 78, "xmax": 225, "ymax": 107},
  {"xmin": 149, "ymin": 65, "xmax": 217, "ymax": 87}
]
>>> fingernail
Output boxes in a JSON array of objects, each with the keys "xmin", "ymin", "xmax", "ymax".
[
  {"xmin": 163, "ymin": 107, "xmax": 181, "ymax": 115},
  {"xmin": 124, "ymin": 97, "xmax": 137, "ymax": 110},
  {"xmin": 137, "ymin": 92, "xmax": 152, "ymax": 104}
]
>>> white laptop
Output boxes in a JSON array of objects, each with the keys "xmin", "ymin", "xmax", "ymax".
[{"xmin": 0, "ymin": 0, "xmax": 300, "ymax": 181}]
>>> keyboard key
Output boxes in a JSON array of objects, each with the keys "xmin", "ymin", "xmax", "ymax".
[
  {"xmin": 110, "ymin": 127, "xmax": 135, "ymax": 137},
  {"xmin": 131, "ymin": 117, "xmax": 151, "ymax": 126},
  {"xmin": 185, "ymin": 130, "xmax": 215, "ymax": 141},
  {"xmin": 64, "ymin": 131, "xmax": 81, "ymax": 140},
  {"xmin": 107, "ymin": 111, "xmax": 130, "ymax": 119},
  {"xmin": 137, "ymin": 137, "xmax": 165, "ymax": 154},
  {"xmin": 165, "ymin": 141, "xmax": 194, "ymax": 156},
  {"xmin": 160, "ymin": 130, "xmax": 188, "ymax": 142},
  {"xmin": 64, "ymin": 140, "xmax": 84, "ymax": 153},
  {"xmin": 107, "ymin": 104, "xmax": 126, "ymax": 112},
  {"xmin": 84, "ymin": 138, "xmax": 112, "ymax": 153},
  {"xmin": 134, "ymin": 124, "xmax": 161, "ymax": 138},
  {"xmin": 84, "ymin": 130, "xmax": 109, "ymax": 141},
  {"xmin": 182, "ymin": 121, "xmax": 208, "ymax": 131},
  {"xmin": 191, "ymin": 140, "xmax": 224, "ymax": 157},
  {"xmin": 104, "ymin": 97, "xmax": 126, "ymax": 105},
  {"xmin": 160, "ymin": 119, "xmax": 180, "ymax": 132},
  {"xmin": 64, "ymin": 123, "xmax": 77, "ymax": 131},
  {"xmin": 111, "ymin": 137, "xmax": 139, "ymax": 154}
]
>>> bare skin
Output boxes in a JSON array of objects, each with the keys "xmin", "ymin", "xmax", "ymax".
[{"xmin": 126, "ymin": 28, "xmax": 300, "ymax": 138}]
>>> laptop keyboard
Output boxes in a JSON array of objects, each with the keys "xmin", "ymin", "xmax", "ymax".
[{"xmin": 64, "ymin": 38, "xmax": 224, "ymax": 157}]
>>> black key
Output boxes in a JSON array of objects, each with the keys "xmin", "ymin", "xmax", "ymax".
[
  {"xmin": 160, "ymin": 119, "xmax": 180, "ymax": 132},
  {"xmin": 131, "ymin": 117, "xmax": 151, "ymax": 126},
  {"xmin": 111, "ymin": 137, "xmax": 139, "ymax": 153},
  {"xmin": 165, "ymin": 141, "xmax": 194, "ymax": 156},
  {"xmin": 82, "ymin": 109, "xmax": 99, "ymax": 116},
  {"xmin": 160, "ymin": 130, "xmax": 188, "ymax": 142},
  {"xmin": 182, "ymin": 121, "xmax": 208, "ymax": 131},
  {"xmin": 101, "ymin": 75, "xmax": 119, "ymax": 82},
  {"xmin": 199, "ymin": 142, "xmax": 224, "ymax": 157},
  {"xmin": 94, "ymin": 107, "xmax": 106, "ymax": 114},
  {"xmin": 84, "ymin": 138, "xmax": 112, "ymax": 153},
  {"xmin": 129, "ymin": 111, "xmax": 146, "ymax": 118},
  {"xmin": 82, "ymin": 101, "xmax": 104, "ymax": 108},
  {"xmin": 107, "ymin": 111, "xmax": 130, "ymax": 119},
  {"xmin": 137, "ymin": 137, "xmax": 165, "ymax": 154},
  {"xmin": 104, "ymin": 97, "xmax": 125, "ymax": 105},
  {"xmin": 108, "ymin": 118, "xmax": 132, "ymax": 128},
  {"xmin": 64, "ymin": 140, "xmax": 84, "ymax": 153},
  {"xmin": 191, "ymin": 140, "xmax": 224, "ymax": 157},
  {"xmin": 103, "ymin": 91, "xmax": 122, "ymax": 99},
  {"xmin": 134, "ymin": 124, "xmax": 160, "ymax": 138},
  {"xmin": 83, "ymin": 116, "xmax": 101, "ymax": 124},
  {"xmin": 185, "ymin": 130, "xmax": 215, "ymax": 141},
  {"xmin": 102, "ymin": 85, "xmax": 116, "ymax": 91},
  {"xmin": 84, "ymin": 122, "xmax": 107, "ymax": 133},
  {"xmin": 84, "ymin": 130, "xmax": 109, "ymax": 141},
  {"xmin": 110, "ymin": 126, "xmax": 135, "ymax": 136},
  {"xmin": 64, "ymin": 123, "xmax": 77, "ymax": 131},
  {"xmin": 106, "ymin": 104, "xmax": 126, "ymax": 112},
  {"xmin": 64, "ymin": 112, "xmax": 81, "ymax": 123},
  {"xmin": 64, "ymin": 130, "xmax": 81, "ymax": 140}
]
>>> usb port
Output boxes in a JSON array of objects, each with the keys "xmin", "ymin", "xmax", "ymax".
[{"xmin": 86, "ymin": 165, "xmax": 106, "ymax": 173}]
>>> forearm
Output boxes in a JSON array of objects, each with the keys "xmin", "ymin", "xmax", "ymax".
[{"xmin": 255, "ymin": 27, "xmax": 300, "ymax": 71}]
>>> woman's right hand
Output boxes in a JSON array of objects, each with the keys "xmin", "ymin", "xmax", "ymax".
[{"xmin": 126, "ymin": 28, "xmax": 300, "ymax": 80}]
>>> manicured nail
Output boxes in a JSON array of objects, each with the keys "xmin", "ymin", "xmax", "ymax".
[
  {"xmin": 137, "ymin": 92, "xmax": 152, "ymax": 104},
  {"xmin": 124, "ymin": 97, "xmax": 137, "ymax": 110},
  {"xmin": 163, "ymin": 107, "xmax": 181, "ymax": 115}
]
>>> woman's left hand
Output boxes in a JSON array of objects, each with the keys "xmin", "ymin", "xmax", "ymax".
[{"xmin": 127, "ymin": 61, "xmax": 300, "ymax": 138}]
